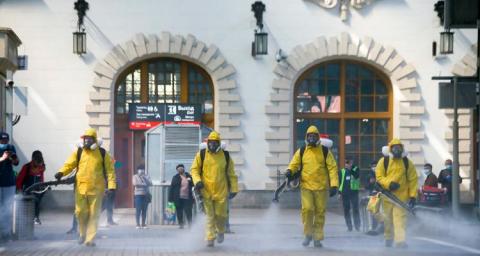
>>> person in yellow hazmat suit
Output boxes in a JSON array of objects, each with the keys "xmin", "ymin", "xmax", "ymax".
[
  {"xmin": 375, "ymin": 138, "xmax": 417, "ymax": 248},
  {"xmin": 191, "ymin": 131, "xmax": 239, "ymax": 247},
  {"xmin": 54, "ymin": 128, "xmax": 116, "ymax": 247},
  {"xmin": 285, "ymin": 125, "xmax": 339, "ymax": 248}
]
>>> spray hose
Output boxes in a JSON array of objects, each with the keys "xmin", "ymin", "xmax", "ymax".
[
  {"xmin": 374, "ymin": 182, "xmax": 416, "ymax": 216},
  {"xmin": 24, "ymin": 171, "xmax": 77, "ymax": 194},
  {"xmin": 192, "ymin": 187, "xmax": 205, "ymax": 214},
  {"xmin": 272, "ymin": 171, "xmax": 301, "ymax": 203}
]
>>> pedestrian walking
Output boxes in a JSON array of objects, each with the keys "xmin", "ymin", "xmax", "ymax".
[
  {"xmin": 0, "ymin": 132, "xmax": 19, "ymax": 242},
  {"xmin": 133, "ymin": 167, "xmax": 152, "ymax": 229},
  {"xmin": 168, "ymin": 164, "xmax": 194, "ymax": 229}
]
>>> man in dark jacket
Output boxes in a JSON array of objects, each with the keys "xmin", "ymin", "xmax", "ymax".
[
  {"xmin": 423, "ymin": 163, "xmax": 438, "ymax": 187},
  {"xmin": 0, "ymin": 132, "xmax": 19, "ymax": 242},
  {"xmin": 168, "ymin": 164, "xmax": 194, "ymax": 229},
  {"xmin": 438, "ymin": 159, "xmax": 462, "ymax": 202}
]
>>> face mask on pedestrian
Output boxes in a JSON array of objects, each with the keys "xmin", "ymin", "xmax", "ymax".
[
  {"xmin": 391, "ymin": 145, "xmax": 403, "ymax": 158},
  {"xmin": 83, "ymin": 137, "xmax": 95, "ymax": 149},
  {"xmin": 445, "ymin": 163, "xmax": 452, "ymax": 169},
  {"xmin": 207, "ymin": 140, "xmax": 220, "ymax": 153},
  {"xmin": 423, "ymin": 168, "xmax": 431, "ymax": 176},
  {"xmin": 0, "ymin": 143, "xmax": 8, "ymax": 151},
  {"xmin": 138, "ymin": 169, "xmax": 145, "ymax": 176},
  {"xmin": 306, "ymin": 133, "xmax": 319, "ymax": 146}
]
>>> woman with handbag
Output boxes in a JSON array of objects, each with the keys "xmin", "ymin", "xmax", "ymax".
[{"xmin": 132, "ymin": 167, "xmax": 152, "ymax": 229}]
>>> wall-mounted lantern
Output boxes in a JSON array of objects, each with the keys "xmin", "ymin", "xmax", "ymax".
[
  {"xmin": 73, "ymin": 0, "xmax": 89, "ymax": 55},
  {"xmin": 439, "ymin": 29, "xmax": 454, "ymax": 55},
  {"xmin": 251, "ymin": 1, "xmax": 267, "ymax": 57}
]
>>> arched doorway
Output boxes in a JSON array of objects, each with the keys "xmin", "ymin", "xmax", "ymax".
[
  {"xmin": 293, "ymin": 60, "xmax": 392, "ymax": 173},
  {"xmin": 114, "ymin": 58, "xmax": 214, "ymax": 207}
]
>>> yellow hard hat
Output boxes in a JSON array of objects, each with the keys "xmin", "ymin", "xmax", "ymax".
[
  {"xmin": 306, "ymin": 125, "xmax": 319, "ymax": 136},
  {"xmin": 207, "ymin": 131, "xmax": 221, "ymax": 141},
  {"xmin": 81, "ymin": 128, "xmax": 97, "ymax": 139},
  {"xmin": 388, "ymin": 138, "xmax": 403, "ymax": 149}
]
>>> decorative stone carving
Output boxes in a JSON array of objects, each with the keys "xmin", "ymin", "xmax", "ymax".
[{"xmin": 307, "ymin": 0, "xmax": 376, "ymax": 21}]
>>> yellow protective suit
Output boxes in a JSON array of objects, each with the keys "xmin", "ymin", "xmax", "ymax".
[
  {"xmin": 59, "ymin": 128, "xmax": 116, "ymax": 244},
  {"xmin": 287, "ymin": 125, "xmax": 339, "ymax": 241},
  {"xmin": 375, "ymin": 138, "xmax": 417, "ymax": 244},
  {"xmin": 191, "ymin": 131, "xmax": 239, "ymax": 241}
]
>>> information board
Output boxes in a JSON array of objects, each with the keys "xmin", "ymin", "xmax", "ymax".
[{"xmin": 128, "ymin": 103, "xmax": 201, "ymax": 130}]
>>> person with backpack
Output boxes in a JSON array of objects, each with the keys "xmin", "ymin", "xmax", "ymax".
[
  {"xmin": 54, "ymin": 128, "xmax": 116, "ymax": 247},
  {"xmin": 338, "ymin": 158, "xmax": 361, "ymax": 232},
  {"xmin": 191, "ymin": 131, "xmax": 239, "ymax": 247},
  {"xmin": 375, "ymin": 138, "xmax": 417, "ymax": 249},
  {"xmin": 16, "ymin": 150, "xmax": 46, "ymax": 225},
  {"xmin": 285, "ymin": 125, "xmax": 338, "ymax": 248},
  {"xmin": 168, "ymin": 164, "xmax": 194, "ymax": 229}
]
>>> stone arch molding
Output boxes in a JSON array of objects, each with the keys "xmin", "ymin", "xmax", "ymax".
[
  {"xmin": 86, "ymin": 32, "xmax": 245, "ymax": 170},
  {"xmin": 265, "ymin": 32, "xmax": 425, "ymax": 189},
  {"xmin": 445, "ymin": 44, "xmax": 477, "ymax": 202}
]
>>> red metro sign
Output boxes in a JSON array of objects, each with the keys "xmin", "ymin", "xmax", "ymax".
[{"xmin": 128, "ymin": 103, "xmax": 201, "ymax": 130}]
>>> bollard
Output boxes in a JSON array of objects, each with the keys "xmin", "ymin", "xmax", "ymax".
[{"xmin": 12, "ymin": 194, "xmax": 35, "ymax": 240}]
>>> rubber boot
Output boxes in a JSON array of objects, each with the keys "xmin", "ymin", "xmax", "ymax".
[
  {"xmin": 302, "ymin": 235, "xmax": 312, "ymax": 247},
  {"xmin": 385, "ymin": 239, "xmax": 393, "ymax": 248},
  {"xmin": 207, "ymin": 240, "xmax": 214, "ymax": 247},
  {"xmin": 217, "ymin": 233, "xmax": 224, "ymax": 243}
]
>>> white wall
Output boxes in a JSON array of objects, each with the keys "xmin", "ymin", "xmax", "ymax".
[{"xmin": 0, "ymin": 0, "xmax": 477, "ymax": 189}]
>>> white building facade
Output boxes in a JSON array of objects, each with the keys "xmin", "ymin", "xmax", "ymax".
[{"xmin": 0, "ymin": 0, "xmax": 477, "ymax": 207}]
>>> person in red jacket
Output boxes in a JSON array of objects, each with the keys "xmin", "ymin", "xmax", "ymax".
[{"xmin": 16, "ymin": 150, "xmax": 46, "ymax": 225}]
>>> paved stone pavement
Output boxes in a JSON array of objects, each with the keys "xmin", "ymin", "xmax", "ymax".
[{"xmin": 1, "ymin": 205, "xmax": 480, "ymax": 256}]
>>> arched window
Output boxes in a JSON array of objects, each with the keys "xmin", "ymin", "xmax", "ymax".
[
  {"xmin": 294, "ymin": 60, "xmax": 392, "ymax": 170},
  {"xmin": 115, "ymin": 58, "xmax": 214, "ymax": 128},
  {"xmin": 113, "ymin": 58, "xmax": 214, "ymax": 208}
]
